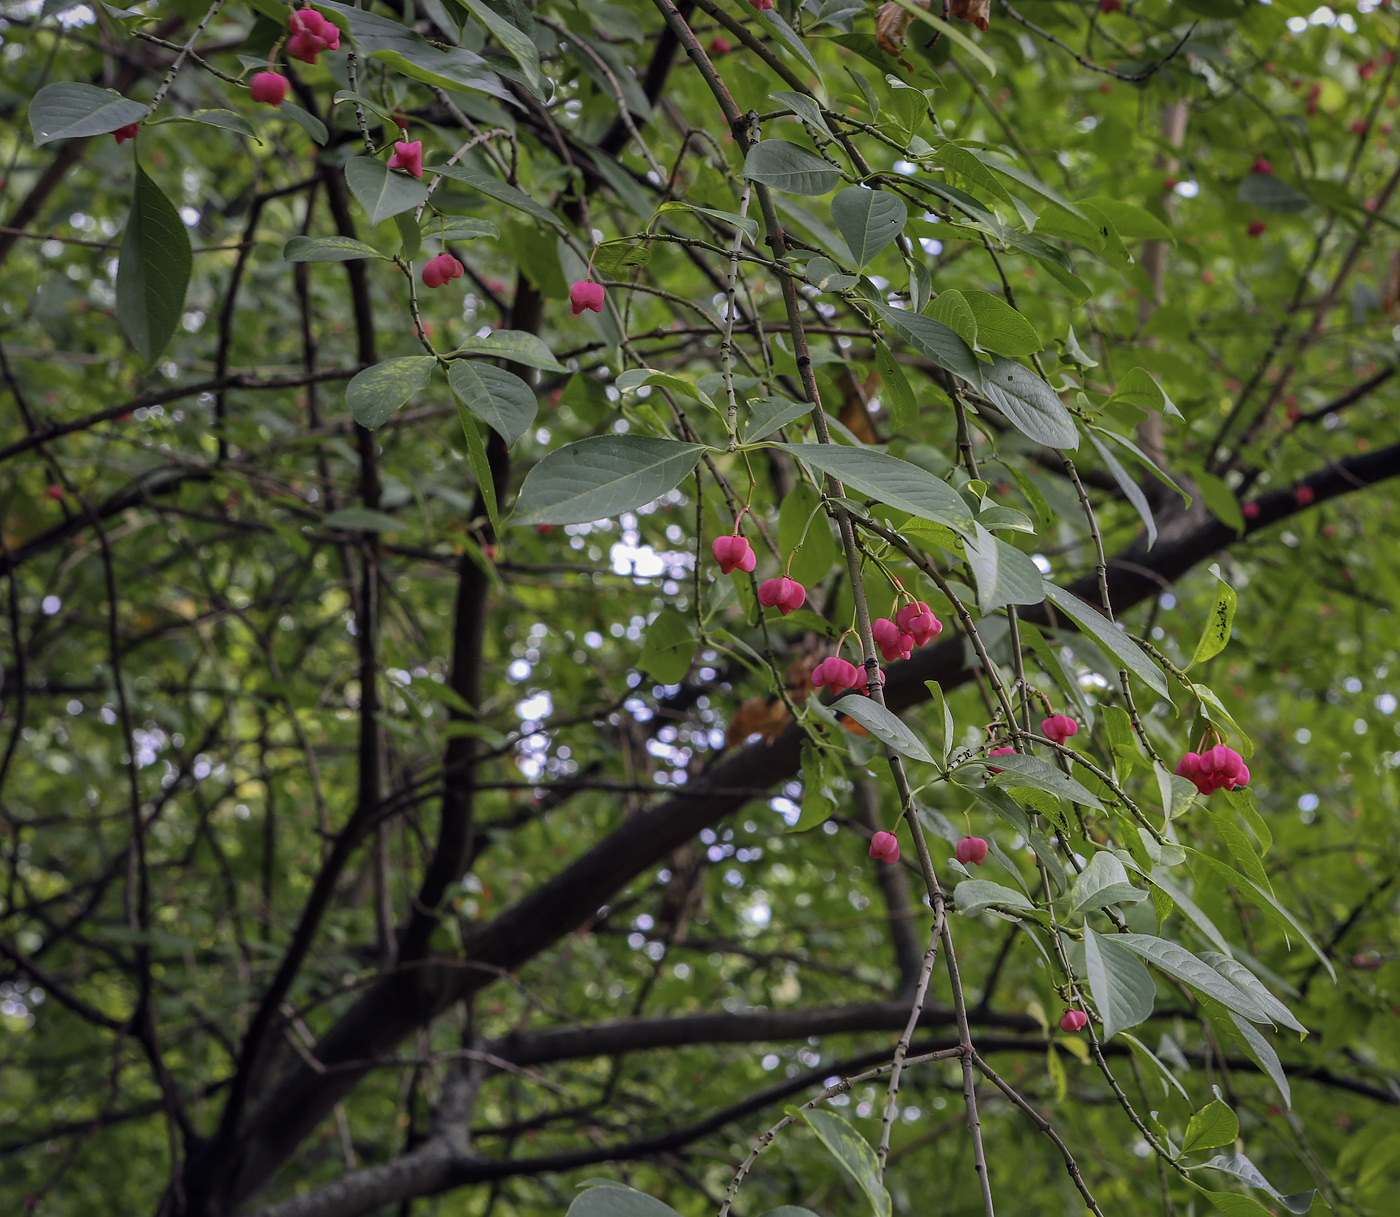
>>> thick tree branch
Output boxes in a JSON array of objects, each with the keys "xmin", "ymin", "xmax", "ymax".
[{"xmin": 215, "ymin": 438, "xmax": 1400, "ymax": 1208}]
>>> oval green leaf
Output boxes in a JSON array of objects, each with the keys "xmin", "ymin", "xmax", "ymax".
[
  {"xmin": 345, "ymin": 155, "xmax": 430, "ymax": 226},
  {"xmin": 30, "ymin": 81, "xmax": 148, "ymax": 145},
  {"xmin": 639, "ymin": 608, "xmax": 696, "ymax": 684},
  {"xmin": 835, "ymin": 698, "xmax": 935, "ymax": 765},
  {"xmin": 116, "ymin": 167, "xmax": 192, "ymax": 365},
  {"xmin": 283, "ymin": 235, "xmax": 387, "ymax": 263},
  {"xmin": 802, "ymin": 1109, "xmax": 892, "ymax": 1217},
  {"xmin": 1066, "ymin": 853, "xmax": 1148, "ymax": 917},
  {"xmin": 448, "ymin": 361, "xmax": 537, "ymax": 447},
  {"xmin": 453, "ymin": 329, "xmax": 567, "ymax": 372},
  {"xmin": 831, "ymin": 186, "xmax": 908, "ymax": 267},
  {"xmin": 774, "ymin": 443, "xmax": 975, "ymax": 536},
  {"xmin": 513, "ymin": 436, "xmax": 706, "ymax": 526},
  {"xmin": 1083, "ymin": 926, "xmax": 1156, "ymax": 1040},
  {"xmin": 1044, "ymin": 584, "xmax": 1169, "ymax": 699},
  {"xmin": 981, "ymin": 356, "xmax": 1079, "ymax": 449},
  {"xmin": 741, "ymin": 140, "xmax": 841, "ymax": 196},
  {"xmin": 346, "ymin": 356, "xmax": 436, "ymax": 429}
]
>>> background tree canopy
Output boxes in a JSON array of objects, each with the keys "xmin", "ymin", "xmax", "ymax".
[{"xmin": 1, "ymin": 1, "xmax": 1399, "ymax": 1215}]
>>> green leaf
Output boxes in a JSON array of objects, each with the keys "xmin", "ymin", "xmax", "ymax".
[
  {"xmin": 868, "ymin": 299, "xmax": 984, "ymax": 386},
  {"xmin": 1082, "ymin": 196, "xmax": 1172, "ymax": 240},
  {"xmin": 332, "ymin": 88, "xmax": 401, "ymax": 127},
  {"xmin": 746, "ymin": 396, "xmax": 812, "ymax": 442},
  {"xmin": 1198, "ymin": 953, "xmax": 1306, "ymax": 1035},
  {"xmin": 1190, "ymin": 570, "xmax": 1237, "ymax": 667},
  {"xmin": 1066, "ymin": 853, "xmax": 1148, "ymax": 917},
  {"xmin": 985, "ymin": 751, "xmax": 1103, "ymax": 810},
  {"xmin": 347, "ymin": 357, "xmax": 436, "ymax": 430},
  {"xmin": 875, "ymin": 345, "xmax": 917, "ymax": 431},
  {"xmin": 928, "ymin": 290, "xmax": 978, "ymax": 348},
  {"xmin": 1193, "ymin": 468, "xmax": 1245, "ymax": 533},
  {"xmin": 317, "ymin": 1, "xmax": 512, "ymax": 98},
  {"xmin": 1199, "ymin": 1191, "xmax": 1276, "ymax": 1217},
  {"xmin": 345, "ymin": 156, "xmax": 431, "ymax": 226},
  {"xmin": 974, "ymin": 153, "xmax": 1083, "ymax": 218},
  {"xmin": 805, "ymin": 255, "xmax": 859, "ymax": 292},
  {"xmin": 954, "ymin": 879, "xmax": 1035, "ymax": 917},
  {"xmin": 757, "ymin": 8, "xmax": 821, "ymax": 78},
  {"xmin": 1201, "ymin": 1154, "xmax": 1315, "ymax": 1213},
  {"xmin": 283, "ymin": 235, "xmax": 388, "ymax": 263},
  {"xmin": 591, "ymin": 241, "xmax": 651, "ymax": 276},
  {"xmin": 617, "ymin": 369, "xmax": 714, "ymax": 407},
  {"xmin": 1120, "ymin": 1032, "xmax": 1193, "ymax": 1104},
  {"xmin": 322, "ymin": 508, "xmax": 407, "ymax": 533},
  {"xmin": 457, "ymin": 0, "xmax": 545, "ymax": 97},
  {"xmin": 29, "ymin": 81, "xmax": 147, "ymax": 145},
  {"xmin": 639, "ymin": 608, "xmax": 696, "ymax": 684},
  {"xmin": 565, "ymin": 1184, "xmax": 685, "ymax": 1217},
  {"xmin": 395, "ymin": 211, "xmax": 421, "ymax": 259},
  {"xmin": 454, "ymin": 405, "xmax": 499, "ymax": 536},
  {"xmin": 981, "ymin": 356, "xmax": 1079, "ymax": 449},
  {"xmin": 925, "ymin": 681, "xmax": 953, "ymax": 764},
  {"xmin": 513, "ymin": 436, "xmax": 706, "ymax": 526},
  {"xmin": 281, "ymin": 101, "xmax": 329, "ymax": 146},
  {"xmin": 1237, "ymin": 174, "xmax": 1310, "ymax": 214},
  {"xmin": 655, "ymin": 201, "xmax": 758, "ymax": 242},
  {"xmin": 153, "ymin": 109, "xmax": 259, "ymax": 140},
  {"xmin": 1095, "ymin": 426, "xmax": 1189, "ymax": 497},
  {"xmin": 1083, "ymin": 927, "xmax": 1156, "ymax": 1039},
  {"xmin": 453, "ymin": 329, "xmax": 566, "ymax": 372},
  {"xmin": 1034, "ymin": 202, "xmax": 1126, "ymax": 263},
  {"xmin": 448, "ymin": 362, "xmax": 536, "ymax": 447},
  {"xmin": 430, "ymin": 164, "xmax": 563, "ymax": 229},
  {"xmin": 963, "ymin": 291, "xmax": 1043, "ymax": 357},
  {"xmin": 831, "ymin": 187, "xmax": 908, "ymax": 266},
  {"xmin": 795, "ymin": 741, "xmax": 836, "ymax": 832},
  {"xmin": 779, "ymin": 482, "xmax": 837, "ymax": 589},
  {"xmin": 1190, "ymin": 854, "xmax": 1334, "ymax": 981},
  {"xmin": 962, "ymin": 523, "xmax": 1045, "ymax": 611},
  {"xmin": 995, "ymin": 461, "xmax": 1053, "ymax": 531},
  {"xmin": 835, "ymin": 698, "xmax": 935, "ymax": 765},
  {"xmin": 1184, "ymin": 1100, "xmax": 1240, "ymax": 1152},
  {"xmin": 1108, "ymin": 367, "xmax": 1179, "ymax": 417},
  {"xmin": 769, "ymin": 90, "xmax": 834, "ymax": 138},
  {"xmin": 428, "ymin": 216, "xmax": 500, "ymax": 242},
  {"xmin": 885, "ymin": 0, "xmax": 997, "ymax": 77},
  {"xmin": 802, "ymin": 1110, "xmax": 892, "ymax": 1217},
  {"xmin": 741, "ymin": 140, "xmax": 841, "ymax": 196},
  {"xmin": 1226, "ymin": 1012, "xmax": 1291, "ymax": 1107},
  {"xmin": 1115, "ymin": 935, "xmax": 1279, "ymax": 1024},
  {"xmin": 116, "ymin": 167, "xmax": 192, "ymax": 365},
  {"xmin": 774, "ymin": 443, "xmax": 975, "ymax": 536},
  {"xmin": 1087, "ymin": 428, "xmax": 1158, "ymax": 548},
  {"xmin": 1044, "ymin": 585, "xmax": 1169, "ymax": 699}
]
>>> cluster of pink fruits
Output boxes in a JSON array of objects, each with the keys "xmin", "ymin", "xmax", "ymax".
[
  {"xmin": 866, "ymin": 715, "xmax": 1249, "ymax": 890},
  {"xmin": 1175, "ymin": 744, "xmax": 1250, "ymax": 794},
  {"xmin": 232, "ymin": 10, "xmax": 616, "ymax": 312},
  {"xmin": 248, "ymin": 7, "xmax": 341, "ymax": 108}
]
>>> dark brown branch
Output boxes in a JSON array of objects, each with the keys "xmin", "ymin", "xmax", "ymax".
[{"xmin": 209, "ymin": 437, "xmax": 1400, "ymax": 1209}]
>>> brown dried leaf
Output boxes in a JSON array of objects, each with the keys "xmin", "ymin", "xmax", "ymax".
[
  {"xmin": 836, "ymin": 368, "xmax": 880, "ymax": 445},
  {"xmin": 1382, "ymin": 250, "xmax": 1400, "ymax": 315},
  {"xmin": 839, "ymin": 713, "xmax": 871, "ymax": 738},
  {"xmin": 727, "ymin": 696, "xmax": 791, "ymax": 748},
  {"xmin": 785, "ymin": 652, "xmax": 819, "ymax": 703},
  {"xmin": 951, "ymin": 0, "xmax": 991, "ymax": 33},
  {"xmin": 875, "ymin": 0, "xmax": 925, "ymax": 54}
]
